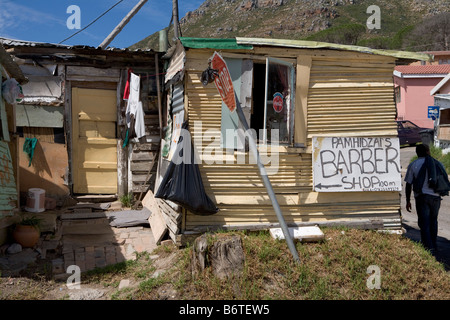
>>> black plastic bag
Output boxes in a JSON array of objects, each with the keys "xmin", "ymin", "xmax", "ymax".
[{"xmin": 155, "ymin": 122, "xmax": 219, "ymax": 215}]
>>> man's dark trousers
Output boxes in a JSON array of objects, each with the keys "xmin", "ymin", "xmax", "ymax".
[{"xmin": 415, "ymin": 194, "xmax": 441, "ymax": 255}]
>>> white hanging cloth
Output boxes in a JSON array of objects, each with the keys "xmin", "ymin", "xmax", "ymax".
[{"xmin": 125, "ymin": 73, "xmax": 146, "ymax": 140}]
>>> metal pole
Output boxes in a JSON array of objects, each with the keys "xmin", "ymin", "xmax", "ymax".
[
  {"xmin": 172, "ymin": 0, "xmax": 180, "ymax": 39},
  {"xmin": 99, "ymin": 0, "xmax": 148, "ymax": 49},
  {"xmin": 234, "ymin": 92, "xmax": 300, "ymax": 264}
]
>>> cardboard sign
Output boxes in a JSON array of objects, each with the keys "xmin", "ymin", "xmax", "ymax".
[
  {"xmin": 211, "ymin": 52, "xmax": 236, "ymax": 113},
  {"xmin": 312, "ymin": 136, "xmax": 402, "ymax": 192}
]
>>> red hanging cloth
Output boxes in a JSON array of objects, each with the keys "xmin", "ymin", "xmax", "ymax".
[{"xmin": 123, "ymin": 68, "xmax": 133, "ymax": 100}]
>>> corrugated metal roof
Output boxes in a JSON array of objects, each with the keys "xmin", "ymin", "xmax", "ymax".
[
  {"xmin": 235, "ymin": 37, "xmax": 432, "ymax": 61},
  {"xmin": 395, "ymin": 64, "xmax": 450, "ymax": 75},
  {"xmin": 0, "ymin": 37, "xmax": 154, "ymax": 54}
]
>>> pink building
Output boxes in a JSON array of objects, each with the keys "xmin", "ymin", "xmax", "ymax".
[{"xmin": 394, "ymin": 65, "xmax": 450, "ymax": 128}]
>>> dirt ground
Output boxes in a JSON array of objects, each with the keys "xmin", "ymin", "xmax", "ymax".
[{"xmin": 0, "ymin": 249, "xmax": 180, "ymax": 300}]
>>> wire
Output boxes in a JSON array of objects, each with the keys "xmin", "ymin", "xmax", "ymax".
[{"xmin": 59, "ymin": 0, "xmax": 125, "ymax": 44}]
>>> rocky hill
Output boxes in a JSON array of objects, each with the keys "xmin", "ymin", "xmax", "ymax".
[{"xmin": 130, "ymin": 0, "xmax": 449, "ymax": 51}]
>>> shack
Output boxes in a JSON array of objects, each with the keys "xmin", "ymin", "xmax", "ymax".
[
  {"xmin": 0, "ymin": 38, "xmax": 164, "ymax": 205},
  {"xmin": 0, "ymin": 43, "xmax": 27, "ymax": 244},
  {"xmin": 156, "ymin": 37, "xmax": 431, "ymax": 245}
]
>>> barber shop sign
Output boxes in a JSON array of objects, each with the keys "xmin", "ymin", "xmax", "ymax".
[{"xmin": 312, "ymin": 136, "xmax": 402, "ymax": 192}]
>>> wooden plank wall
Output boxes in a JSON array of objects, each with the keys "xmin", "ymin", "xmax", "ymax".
[{"xmin": 182, "ymin": 48, "xmax": 401, "ymax": 233}]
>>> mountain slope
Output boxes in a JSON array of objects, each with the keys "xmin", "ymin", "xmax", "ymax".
[{"xmin": 130, "ymin": 0, "xmax": 449, "ymax": 51}]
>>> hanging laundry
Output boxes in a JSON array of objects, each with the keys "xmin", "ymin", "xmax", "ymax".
[
  {"xmin": 123, "ymin": 73, "xmax": 146, "ymax": 147},
  {"xmin": 23, "ymin": 137, "xmax": 38, "ymax": 167},
  {"xmin": 123, "ymin": 68, "xmax": 133, "ymax": 100}
]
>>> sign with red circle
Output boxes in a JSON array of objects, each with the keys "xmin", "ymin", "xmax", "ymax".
[{"xmin": 273, "ymin": 92, "xmax": 283, "ymax": 113}]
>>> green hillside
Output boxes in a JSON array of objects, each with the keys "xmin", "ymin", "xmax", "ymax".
[{"xmin": 130, "ymin": 0, "xmax": 449, "ymax": 52}]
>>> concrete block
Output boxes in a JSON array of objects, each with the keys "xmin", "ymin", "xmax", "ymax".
[{"xmin": 52, "ymin": 258, "xmax": 64, "ymax": 274}]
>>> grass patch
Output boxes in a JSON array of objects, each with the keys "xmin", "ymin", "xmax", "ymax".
[
  {"xmin": 119, "ymin": 193, "xmax": 134, "ymax": 208},
  {"xmin": 409, "ymin": 144, "xmax": 450, "ymax": 174},
  {"xmin": 115, "ymin": 228, "xmax": 449, "ymax": 300},
  {"xmin": 5, "ymin": 228, "xmax": 447, "ymax": 300}
]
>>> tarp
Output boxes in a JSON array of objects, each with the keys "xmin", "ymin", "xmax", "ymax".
[{"xmin": 180, "ymin": 37, "xmax": 253, "ymax": 50}]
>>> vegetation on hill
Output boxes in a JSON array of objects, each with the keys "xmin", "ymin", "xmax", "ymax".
[{"xmin": 130, "ymin": 0, "xmax": 449, "ymax": 52}]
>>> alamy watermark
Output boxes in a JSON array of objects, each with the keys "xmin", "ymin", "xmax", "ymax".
[
  {"xmin": 366, "ymin": 5, "xmax": 381, "ymax": 30},
  {"xmin": 366, "ymin": 265, "xmax": 381, "ymax": 290},
  {"xmin": 66, "ymin": 5, "xmax": 81, "ymax": 30},
  {"xmin": 66, "ymin": 265, "xmax": 81, "ymax": 289},
  {"xmin": 171, "ymin": 121, "xmax": 281, "ymax": 175}
]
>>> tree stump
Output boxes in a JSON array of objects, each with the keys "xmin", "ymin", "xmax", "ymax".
[{"xmin": 191, "ymin": 233, "xmax": 245, "ymax": 280}]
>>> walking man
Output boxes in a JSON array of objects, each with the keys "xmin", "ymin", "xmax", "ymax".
[{"xmin": 405, "ymin": 144, "xmax": 446, "ymax": 256}]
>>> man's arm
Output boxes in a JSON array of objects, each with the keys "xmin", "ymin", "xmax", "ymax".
[{"xmin": 405, "ymin": 182, "xmax": 412, "ymax": 212}]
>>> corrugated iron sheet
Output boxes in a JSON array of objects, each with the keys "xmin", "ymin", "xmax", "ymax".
[
  {"xmin": 181, "ymin": 46, "xmax": 402, "ymax": 232},
  {"xmin": 307, "ymin": 54, "xmax": 398, "ymax": 137},
  {"xmin": 171, "ymin": 83, "xmax": 185, "ymax": 113},
  {"xmin": 0, "ymin": 37, "xmax": 154, "ymax": 53},
  {"xmin": 236, "ymin": 37, "xmax": 432, "ymax": 62},
  {"xmin": 165, "ymin": 41, "xmax": 186, "ymax": 84}
]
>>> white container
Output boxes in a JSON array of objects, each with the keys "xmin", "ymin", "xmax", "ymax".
[{"xmin": 25, "ymin": 188, "xmax": 46, "ymax": 213}]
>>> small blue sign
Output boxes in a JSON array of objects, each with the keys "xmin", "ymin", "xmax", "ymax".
[{"xmin": 428, "ymin": 106, "xmax": 440, "ymax": 120}]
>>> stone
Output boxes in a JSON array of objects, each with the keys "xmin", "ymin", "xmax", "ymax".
[
  {"xmin": 118, "ymin": 279, "xmax": 130, "ymax": 290},
  {"xmin": 160, "ymin": 239, "xmax": 173, "ymax": 246},
  {"xmin": 52, "ymin": 258, "xmax": 64, "ymax": 274},
  {"xmin": 68, "ymin": 288, "xmax": 105, "ymax": 300},
  {"xmin": 6, "ymin": 243, "xmax": 22, "ymax": 254}
]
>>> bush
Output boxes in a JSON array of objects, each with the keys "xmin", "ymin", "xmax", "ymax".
[
  {"xmin": 410, "ymin": 145, "xmax": 450, "ymax": 174},
  {"xmin": 306, "ymin": 23, "xmax": 366, "ymax": 45}
]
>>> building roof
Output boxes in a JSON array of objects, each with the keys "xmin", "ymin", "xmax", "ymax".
[
  {"xmin": 0, "ymin": 37, "xmax": 154, "ymax": 53},
  {"xmin": 423, "ymin": 51, "xmax": 450, "ymax": 56},
  {"xmin": 0, "ymin": 37, "xmax": 159, "ymax": 69},
  {"xmin": 179, "ymin": 37, "xmax": 432, "ymax": 62},
  {"xmin": 395, "ymin": 64, "xmax": 450, "ymax": 74},
  {"xmin": 431, "ymin": 73, "xmax": 450, "ymax": 95}
]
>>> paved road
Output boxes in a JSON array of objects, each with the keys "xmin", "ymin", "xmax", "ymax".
[{"xmin": 400, "ymin": 146, "xmax": 450, "ymax": 269}]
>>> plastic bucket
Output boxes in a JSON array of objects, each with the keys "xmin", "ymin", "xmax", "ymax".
[{"xmin": 25, "ymin": 188, "xmax": 46, "ymax": 213}]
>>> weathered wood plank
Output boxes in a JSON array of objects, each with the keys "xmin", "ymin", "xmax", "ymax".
[{"xmin": 144, "ymin": 190, "xmax": 167, "ymax": 244}]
